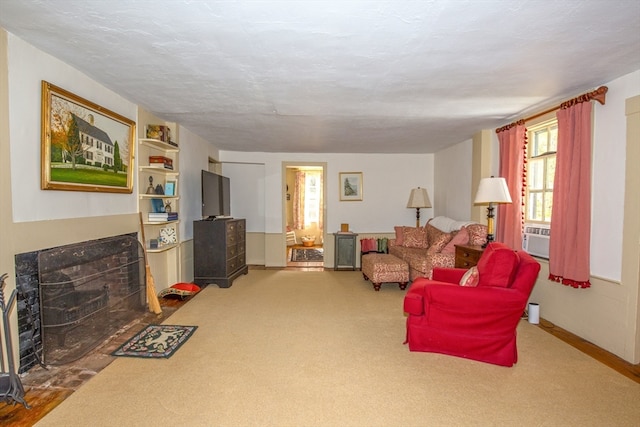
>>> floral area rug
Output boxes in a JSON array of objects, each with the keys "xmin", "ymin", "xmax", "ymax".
[
  {"xmin": 112, "ymin": 324, "xmax": 197, "ymax": 359},
  {"xmin": 290, "ymin": 248, "xmax": 324, "ymax": 262}
]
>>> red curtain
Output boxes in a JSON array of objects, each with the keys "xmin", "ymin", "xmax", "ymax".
[
  {"xmin": 548, "ymin": 102, "xmax": 592, "ymax": 288},
  {"xmin": 497, "ymin": 123, "xmax": 526, "ymax": 250},
  {"xmin": 293, "ymin": 171, "xmax": 305, "ymax": 230}
]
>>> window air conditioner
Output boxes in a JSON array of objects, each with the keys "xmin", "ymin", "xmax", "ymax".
[{"xmin": 522, "ymin": 224, "xmax": 550, "ymax": 259}]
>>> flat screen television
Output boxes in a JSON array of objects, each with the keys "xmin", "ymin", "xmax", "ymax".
[{"xmin": 201, "ymin": 170, "xmax": 231, "ymax": 219}]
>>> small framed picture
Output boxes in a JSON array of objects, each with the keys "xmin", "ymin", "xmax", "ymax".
[
  {"xmin": 339, "ymin": 172, "xmax": 363, "ymax": 201},
  {"xmin": 164, "ymin": 180, "xmax": 176, "ymax": 196}
]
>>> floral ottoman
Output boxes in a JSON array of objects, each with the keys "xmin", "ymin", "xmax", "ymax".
[{"xmin": 361, "ymin": 253, "xmax": 409, "ymax": 291}]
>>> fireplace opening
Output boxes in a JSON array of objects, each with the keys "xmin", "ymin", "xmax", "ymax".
[{"xmin": 36, "ymin": 235, "xmax": 146, "ymax": 365}]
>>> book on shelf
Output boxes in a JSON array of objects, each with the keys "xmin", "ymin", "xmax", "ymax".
[
  {"xmin": 149, "ymin": 155, "xmax": 173, "ymax": 167},
  {"xmin": 150, "ymin": 198, "xmax": 165, "ymax": 213},
  {"xmin": 147, "ymin": 162, "xmax": 174, "ymax": 170},
  {"xmin": 148, "ymin": 212, "xmax": 178, "ymax": 221}
]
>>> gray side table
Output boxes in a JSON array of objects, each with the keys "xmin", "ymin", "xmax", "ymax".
[{"xmin": 334, "ymin": 232, "xmax": 358, "ymax": 270}]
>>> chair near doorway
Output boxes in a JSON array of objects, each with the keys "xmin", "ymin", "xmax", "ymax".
[{"xmin": 286, "ymin": 230, "xmax": 297, "ymax": 246}]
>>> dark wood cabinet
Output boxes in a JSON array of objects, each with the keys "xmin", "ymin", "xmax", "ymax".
[
  {"xmin": 194, "ymin": 218, "xmax": 248, "ymax": 288},
  {"xmin": 454, "ymin": 244, "xmax": 484, "ymax": 269}
]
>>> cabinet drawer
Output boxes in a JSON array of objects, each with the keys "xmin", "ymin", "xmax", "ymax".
[
  {"xmin": 226, "ymin": 244, "xmax": 237, "ymax": 259},
  {"xmin": 227, "ymin": 257, "xmax": 238, "ymax": 273},
  {"xmin": 226, "ymin": 233, "xmax": 237, "ymax": 245},
  {"xmin": 455, "ymin": 245, "xmax": 484, "ymax": 268}
]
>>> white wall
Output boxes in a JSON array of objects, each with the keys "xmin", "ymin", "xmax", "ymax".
[
  {"xmin": 177, "ymin": 125, "xmax": 220, "ymax": 241},
  {"xmin": 591, "ymin": 70, "xmax": 639, "ymax": 280},
  {"xmin": 8, "ymin": 33, "xmax": 138, "ymax": 222},
  {"xmin": 433, "ymin": 138, "xmax": 474, "ymax": 220},
  {"xmin": 219, "ymin": 151, "xmax": 434, "ymax": 234}
]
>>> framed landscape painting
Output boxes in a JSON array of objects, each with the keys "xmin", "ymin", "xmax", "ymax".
[
  {"xmin": 41, "ymin": 81, "xmax": 136, "ymax": 193},
  {"xmin": 339, "ymin": 172, "xmax": 363, "ymax": 201}
]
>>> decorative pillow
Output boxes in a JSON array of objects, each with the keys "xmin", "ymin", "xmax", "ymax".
[
  {"xmin": 360, "ymin": 238, "xmax": 377, "ymax": 253},
  {"xmin": 402, "ymin": 227, "xmax": 428, "ymax": 248},
  {"xmin": 441, "ymin": 227, "xmax": 470, "ymax": 254},
  {"xmin": 425, "ymin": 223, "xmax": 448, "ymax": 249},
  {"xmin": 158, "ymin": 283, "xmax": 201, "ymax": 299},
  {"xmin": 476, "ymin": 243, "xmax": 519, "ymax": 288},
  {"xmin": 466, "ymin": 223, "xmax": 488, "ymax": 246},
  {"xmin": 426, "ymin": 232, "xmax": 453, "ymax": 255},
  {"xmin": 459, "ymin": 266, "xmax": 480, "ymax": 287},
  {"xmin": 394, "ymin": 226, "xmax": 405, "ymax": 246}
]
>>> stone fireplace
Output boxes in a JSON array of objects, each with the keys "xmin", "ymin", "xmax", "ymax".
[{"xmin": 15, "ymin": 233, "xmax": 147, "ymax": 371}]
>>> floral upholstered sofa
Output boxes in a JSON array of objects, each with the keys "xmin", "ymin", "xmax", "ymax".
[{"xmin": 388, "ymin": 216, "xmax": 487, "ymax": 281}]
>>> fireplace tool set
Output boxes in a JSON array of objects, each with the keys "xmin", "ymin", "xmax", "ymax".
[{"xmin": 0, "ymin": 273, "xmax": 30, "ymax": 408}]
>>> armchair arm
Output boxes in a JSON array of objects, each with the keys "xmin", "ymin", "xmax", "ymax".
[
  {"xmin": 424, "ymin": 285, "xmax": 527, "ymax": 334},
  {"xmin": 404, "ymin": 277, "xmax": 458, "ymax": 315},
  {"xmin": 432, "ymin": 267, "xmax": 467, "ymax": 283}
]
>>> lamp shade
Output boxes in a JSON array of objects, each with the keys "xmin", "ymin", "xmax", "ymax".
[
  {"xmin": 407, "ymin": 187, "xmax": 432, "ymax": 208},
  {"xmin": 474, "ymin": 177, "xmax": 512, "ymax": 204}
]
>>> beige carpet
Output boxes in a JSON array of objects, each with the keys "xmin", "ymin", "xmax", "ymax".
[{"xmin": 36, "ymin": 270, "xmax": 640, "ymax": 426}]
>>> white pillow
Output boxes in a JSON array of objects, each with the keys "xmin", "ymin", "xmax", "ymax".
[{"xmin": 459, "ymin": 266, "xmax": 480, "ymax": 287}]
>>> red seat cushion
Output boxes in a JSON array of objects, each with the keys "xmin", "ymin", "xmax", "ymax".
[
  {"xmin": 158, "ymin": 282, "xmax": 201, "ymax": 298},
  {"xmin": 476, "ymin": 243, "xmax": 519, "ymax": 288}
]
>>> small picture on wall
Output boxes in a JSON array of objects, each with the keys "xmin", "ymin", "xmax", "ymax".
[{"xmin": 339, "ymin": 172, "xmax": 363, "ymax": 201}]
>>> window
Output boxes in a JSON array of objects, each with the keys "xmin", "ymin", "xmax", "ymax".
[{"xmin": 526, "ymin": 119, "xmax": 557, "ymax": 223}]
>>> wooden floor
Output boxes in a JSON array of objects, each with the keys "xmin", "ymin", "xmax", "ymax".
[
  {"xmin": 536, "ymin": 317, "xmax": 640, "ymax": 383},
  {"xmin": 1, "ymin": 292, "xmax": 638, "ymax": 425}
]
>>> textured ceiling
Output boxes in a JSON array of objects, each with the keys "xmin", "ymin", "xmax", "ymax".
[{"xmin": 1, "ymin": 0, "xmax": 639, "ymax": 153}]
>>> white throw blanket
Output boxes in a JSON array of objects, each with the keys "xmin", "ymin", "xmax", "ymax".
[{"xmin": 429, "ymin": 216, "xmax": 476, "ymax": 233}]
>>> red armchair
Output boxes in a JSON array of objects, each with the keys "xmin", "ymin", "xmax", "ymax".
[{"xmin": 403, "ymin": 242, "xmax": 541, "ymax": 367}]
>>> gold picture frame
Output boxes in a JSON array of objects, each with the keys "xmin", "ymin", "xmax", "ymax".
[
  {"xmin": 339, "ymin": 172, "xmax": 363, "ymax": 201},
  {"xmin": 41, "ymin": 81, "xmax": 136, "ymax": 193}
]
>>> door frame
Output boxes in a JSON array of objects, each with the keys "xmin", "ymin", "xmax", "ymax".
[{"xmin": 282, "ymin": 161, "xmax": 327, "ymax": 264}]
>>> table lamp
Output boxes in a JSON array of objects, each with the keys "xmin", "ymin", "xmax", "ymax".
[
  {"xmin": 474, "ymin": 177, "xmax": 512, "ymax": 247},
  {"xmin": 407, "ymin": 187, "xmax": 432, "ymax": 227}
]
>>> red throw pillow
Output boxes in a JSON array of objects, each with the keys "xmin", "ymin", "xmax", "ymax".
[
  {"xmin": 427, "ymin": 233, "xmax": 453, "ymax": 255},
  {"xmin": 441, "ymin": 227, "xmax": 470, "ymax": 254},
  {"xmin": 394, "ymin": 226, "xmax": 404, "ymax": 246},
  {"xmin": 476, "ymin": 243, "xmax": 519, "ymax": 288}
]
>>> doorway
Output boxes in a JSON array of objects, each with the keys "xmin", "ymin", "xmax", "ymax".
[{"xmin": 283, "ymin": 163, "xmax": 326, "ymax": 269}]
